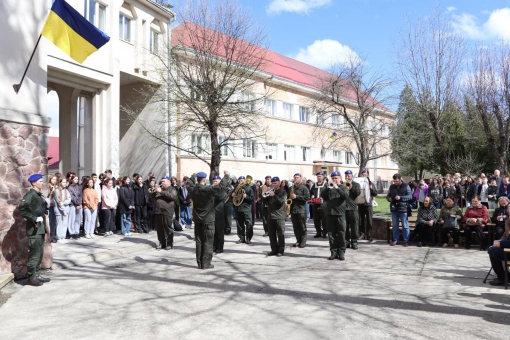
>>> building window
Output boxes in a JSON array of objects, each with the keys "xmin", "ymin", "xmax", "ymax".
[
  {"xmin": 301, "ymin": 146, "xmax": 310, "ymax": 162},
  {"xmin": 84, "ymin": 1, "xmax": 106, "ymax": 31},
  {"xmin": 191, "ymin": 134, "xmax": 209, "ymax": 154},
  {"xmin": 265, "ymin": 99, "xmax": 276, "ymax": 116},
  {"xmin": 243, "ymin": 139, "xmax": 256, "ymax": 158},
  {"xmin": 241, "ymin": 92, "xmax": 254, "ymax": 111},
  {"xmin": 299, "ymin": 106, "xmax": 310, "ymax": 123},
  {"xmin": 190, "ymin": 84, "xmax": 205, "ymax": 102},
  {"xmin": 282, "ymin": 103, "xmax": 293, "ymax": 120},
  {"xmin": 284, "ymin": 145, "xmax": 294, "ymax": 161},
  {"xmin": 119, "ymin": 14, "xmax": 131, "ymax": 41},
  {"xmin": 150, "ymin": 29, "xmax": 159, "ymax": 54},
  {"xmin": 218, "ymin": 136, "xmax": 229, "ymax": 156},
  {"xmin": 331, "ymin": 114, "xmax": 340, "ymax": 129},
  {"xmin": 266, "ymin": 143, "xmax": 277, "ymax": 160},
  {"xmin": 345, "ymin": 151, "xmax": 356, "ymax": 165},
  {"xmin": 333, "ymin": 150, "xmax": 342, "ymax": 162},
  {"xmin": 378, "ymin": 181, "xmax": 389, "ymax": 190}
]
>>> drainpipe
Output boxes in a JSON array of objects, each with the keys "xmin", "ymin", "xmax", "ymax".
[{"xmin": 167, "ymin": 14, "xmax": 175, "ymax": 176}]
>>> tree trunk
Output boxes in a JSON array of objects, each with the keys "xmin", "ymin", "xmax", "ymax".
[{"xmin": 209, "ymin": 129, "xmax": 221, "ymax": 181}]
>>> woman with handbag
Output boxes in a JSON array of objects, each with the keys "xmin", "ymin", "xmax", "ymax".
[{"xmin": 438, "ymin": 196, "xmax": 463, "ymax": 248}]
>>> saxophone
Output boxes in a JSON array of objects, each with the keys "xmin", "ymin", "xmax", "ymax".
[
  {"xmin": 233, "ymin": 175, "xmax": 252, "ymax": 206},
  {"xmin": 286, "ymin": 184, "xmax": 294, "ymax": 215}
]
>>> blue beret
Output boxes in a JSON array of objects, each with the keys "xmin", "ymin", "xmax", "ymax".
[
  {"xmin": 345, "ymin": 170, "xmax": 353, "ymax": 175},
  {"xmin": 331, "ymin": 171, "xmax": 341, "ymax": 177},
  {"xmin": 265, "ymin": 175, "xmax": 271, "ymax": 179},
  {"xmin": 294, "ymin": 173, "xmax": 301, "ymax": 177},
  {"xmin": 197, "ymin": 172, "xmax": 207, "ymax": 178},
  {"xmin": 271, "ymin": 176, "xmax": 280, "ymax": 182},
  {"xmin": 28, "ymin": 174, "xmax": 43, "ymax": 182},
  {"xmin": 161, "ymin": 176, "xmax": 170, "ymax": 180},
  {"xmin": 238, "ymin": 176, "xmax": 246, "ymax": 180},
  {"xmin": 361, "ymin": 169, "xmax": 369, "ymax": 174},
  {"xmin": 316, "ymin": 172, "xmax": 324, "ymax": 176},
  {"xmin": 213, "ymin": 176, "xmax": 221, "ymax": 180}
]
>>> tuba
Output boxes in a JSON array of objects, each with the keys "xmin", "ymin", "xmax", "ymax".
[
  {"xmin": 233, "ymin": 175, "xmax": 252, "ymax": 206},
  {"xmin": 286, "ymin": 184, "xmax": 294, "ymax": 215}
]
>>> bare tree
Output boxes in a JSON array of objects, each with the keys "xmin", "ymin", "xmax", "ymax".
[
  {"xmin": 465, "ymin": 43, "xmax": 510, "ymax": 174},
  {"xmin": 396, "ymin": 6, "xmax": 467, "ymax": 173},
  {"xmin": 125, "ymin": 0, "xmax": 269, "ymax": 179},
  {"xmin": 445, "ymin": 151, "xmax": 485, "ymax": 176},
  {"xmin": 310, "ymin": 54, "xmax": 394, "ymax": 175}
]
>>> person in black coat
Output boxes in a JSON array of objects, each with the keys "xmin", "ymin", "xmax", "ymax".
[
  {"xmin": 178, "ymin": 177, "xmax": 192, "ymax": 228},
  {"xmin": 133, "ymin": 175, "xmax": 150, "ymax": 233},
  {"xmin": 118, "ymin": 176, "xmax": 135, "ymax": 236}
]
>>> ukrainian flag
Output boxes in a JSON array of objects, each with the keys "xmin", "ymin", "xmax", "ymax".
[{"xmin": 41, "ymin": 0, "xmax": 110, "ymax": 63}]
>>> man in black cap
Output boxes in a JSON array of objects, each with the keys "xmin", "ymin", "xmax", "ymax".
[
  {"xmin": 310, "ymin": 171, "xmax": 328, "ymax": 238},
  {"xmin": 321, "ymin": 171, "xmax": 349, "ymax": 261},
  {"xmin": 154, "ymin": 176, "xmax": 178, "ymax": 250},
  {"xmin": 234, "ymin": 176, "xmax": 254, "ymax": 244},
  {"xmin": 289, "ymin": 173, "xmax": 310, "ymax": 248},
  {"xmin": 344, "ymin": 170, "xmax": 361, "ymax": 249},
  {"xmin": 187, "ymin": 171, "xmax": 231, "ymax": 269},
  {"xmin": 19, "ymin": 174, "xmax": 51, "ymax": 286},
  {"xmin": 260, "ymin": 175, "xmax": 272, "ymax": 237},
  {"xmin": 263, "ymin": 177, "xmax": 287, "ymax": 256}
]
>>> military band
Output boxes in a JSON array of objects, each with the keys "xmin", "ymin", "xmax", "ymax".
[
  {"xmin": 310, "ymin": 172, "xmax": 328, "ymax": 239},
  {"xmin": 18, "ymin": 169, "xmax": 367, "ymax": 281},
  {"xmin": 289, "ymin": 173, "xmax": 311, "ymax": 248},
  {"xmin": 344, "ymin": 170, "xmax": 361, "ymax": 249},
  {"xmin": 262, "ymin": 177, "xmax": 287, "ymax": 256},
  {"xmin": 233, "ymin": 175, "xmax": 254, "ymax": 244}
]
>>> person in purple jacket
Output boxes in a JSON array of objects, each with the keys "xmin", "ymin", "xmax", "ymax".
[{"xmin": 413, "ymin": 179, "xmax": 428, "ymax": 208}]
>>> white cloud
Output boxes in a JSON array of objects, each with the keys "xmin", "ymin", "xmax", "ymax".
[
  {"xmin": 291, "ymin": 39, "xmax": 359, "ymax": 69},
  {"xmin": 452, "ymin": 8, "xmax": 510, "ymax": 40},
  {"xmin": 446, "ymin": 6, "xmax": 456, "ymax": 12},
  {"xmin": 266, "ymin": 0, "xmax": 331, "ymax": 15}
]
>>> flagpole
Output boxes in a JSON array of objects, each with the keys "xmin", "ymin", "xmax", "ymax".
[{"xmin": 13, "ymin": 34, "xmax": 42, "ymax": 94}]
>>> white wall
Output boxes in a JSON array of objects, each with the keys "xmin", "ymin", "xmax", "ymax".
[{"xmin": 0, "ymin": 0, "xmax": 49, "ymax": 126}]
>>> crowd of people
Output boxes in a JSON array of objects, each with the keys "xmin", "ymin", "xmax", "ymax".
[
  {"xmin": 20, "ymin": 167, "xmax": 510, "ymax": 287},
  {"xmin": 387, "ymin": 170, "xmax": 510, "ymax": 286}
]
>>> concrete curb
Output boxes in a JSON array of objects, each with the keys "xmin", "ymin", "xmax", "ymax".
[{"xmin": 0, "ymin": 273, "xmax": 14, "ymax": 290}]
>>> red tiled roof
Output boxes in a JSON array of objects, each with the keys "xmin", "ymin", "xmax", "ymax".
[
  {"xmin": 171, "ymin": 22, "xmax": 363, "ymax": 104},
  {"xmin": 48, "ymin": 136, "xmax": 59, "ymax": 169}
]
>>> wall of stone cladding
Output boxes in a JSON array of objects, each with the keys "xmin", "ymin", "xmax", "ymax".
[{"xmin": 0, "ymin": 121, "xmax": 49, "ymax": 279}]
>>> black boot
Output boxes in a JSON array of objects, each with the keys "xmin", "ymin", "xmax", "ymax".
[{"xmin": 28, "ymin": 277, "xmax": 43, "ymax": 286}]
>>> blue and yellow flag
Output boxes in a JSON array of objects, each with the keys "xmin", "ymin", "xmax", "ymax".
[
  {"xmin": 330, "ymin": 131, "xmax": 338, "ymax": 140},
  {"xmin": 41, "ymin": 0, "xmax": 110, "ymax": 63}
]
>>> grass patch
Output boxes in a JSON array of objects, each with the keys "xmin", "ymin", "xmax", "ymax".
[{"xmin": 373, "ymin": 196, "xmax": 389, "ymax": 213}]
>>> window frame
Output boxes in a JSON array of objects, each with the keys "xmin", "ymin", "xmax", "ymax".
[
  {"xmin": 265, "ymin": 99, "xmax": 277, "ymax": 116},
  {"xmin": 243, "ymin": 139, "xmax": 257, "ymax": 158},
  {"xmin": 150, "ymin": 29, "xmax": 159, "ymax": 54},
  {"xmin": 266, "ymin": 143, "xmax": 277, "ymax": 160},
  {"xmin": 85, "ymin": 0, "xmax": 107, "ymax": 31},
  {"xmin": 299, "ymin": 106, "xmax": 310, "ymax": 123},
  {"xmin": 282, "ymin": 102, "xmax": 293, "ymax": 120},
  {"xmin": 119, "ymin": 13, "xmax": 131, "ymax": 42}
]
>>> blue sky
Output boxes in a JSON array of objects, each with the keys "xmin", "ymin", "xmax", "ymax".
[
  {"xmin": 240, "ymin": 0, "xmax": 510, "ymax": 72},
  {"xmin": 47, "ymin": 0, "xmax": 510, "ymax": 136}
]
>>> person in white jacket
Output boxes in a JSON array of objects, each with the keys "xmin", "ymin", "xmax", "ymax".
[{"xmin": 101, "ymin": 178, "xmax": 118, "ymax": 237}]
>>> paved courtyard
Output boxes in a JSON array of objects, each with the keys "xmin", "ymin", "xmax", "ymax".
[{"xmin": 1, "ymin": 221, "xmax": 509, "ymax": 339}]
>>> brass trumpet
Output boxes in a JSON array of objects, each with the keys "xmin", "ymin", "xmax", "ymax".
[
  {"xmin": 262, "ymin": 187, "xmax": 274, "ymax": 198},
  {"xmin": 343, "ymin": 181, "xmax": 352, "ymax": 190}
]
